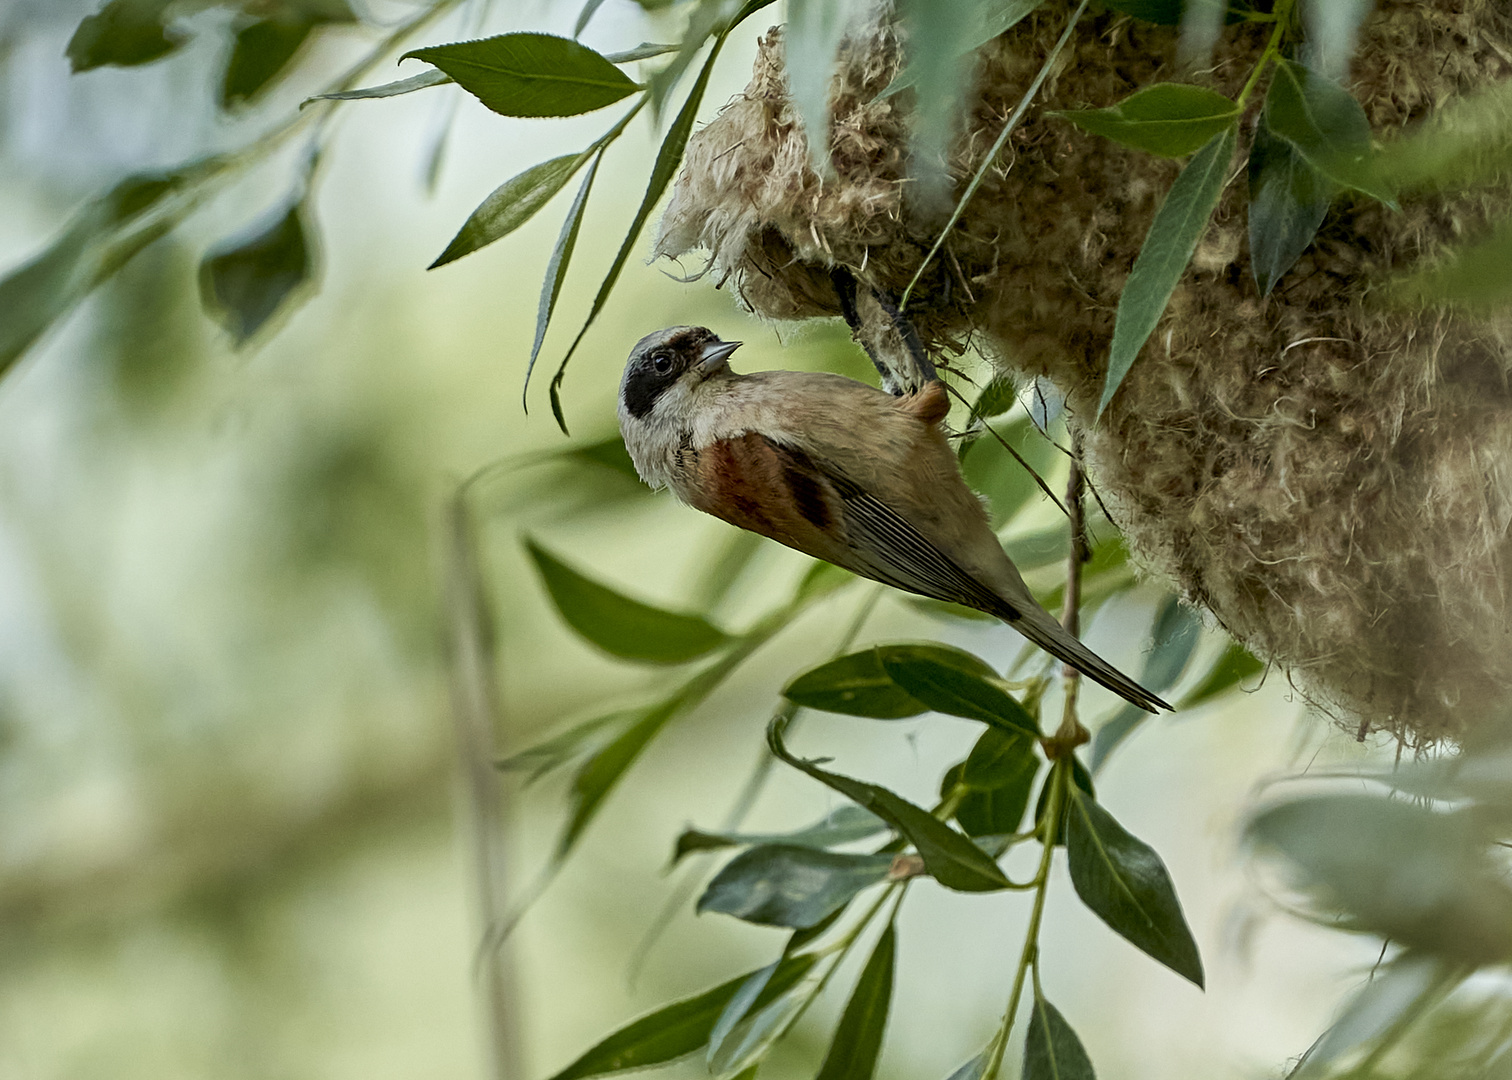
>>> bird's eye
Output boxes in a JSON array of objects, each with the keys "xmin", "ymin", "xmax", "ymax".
[{"xmin": 652, "ymin": 353, "xmax": 673, "ymax": 375}]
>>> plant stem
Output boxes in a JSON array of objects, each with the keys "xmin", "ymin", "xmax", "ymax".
[
  {"xmin": 1235, "ymin": 0, "xmax": 1296, "ymax": 110},
  {"xmin": 1052, "ymin": 433, "xmax": 1089, "ymax": 750}
]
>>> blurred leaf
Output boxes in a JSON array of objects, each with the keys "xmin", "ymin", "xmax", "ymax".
[
  {"xmin": 768, "ymin": 715, "xmax": 1012, "ymax": 892},
  {"xmin": 403, "ymin": 33, "xmax": 640, "ymax": 118},
  {"xmin": 708, "ymin": 964, "xmax": 822, "ymax": 1079},
  {"xmin": 431, "ymin": 150, "xmax": 590, "ymax": 268},
  {"xmin": 965, "ymin": 374, "xmax": 1020, "ymax": 428},
  {"xmin": 1264, "ymin": 59, "xmax": 1395, "ymax": 204},
  {"xmin": 525, "ymin": 539, "xmax": 731, "ymax": 664},
  {"xmin": 1090, "ymin": 594, "xmax": 1201, "ymax": 770},
  {"xmin": 67, "ymin": 0, "xmax": 181, "ymax": 71},
  {"xmin": 796, "ymin": 559, "xmax": 857, "ymax": 602},
  {"xmin": 1023, "ymin": 997, "xmax": 1096, "ymax": 1080},
  {"xmin": 1247, "ymin": 793, "xmax": 1512, "ymax": 962},
  {"xmin": 527, "ymin": 151, "xmax": 602, "ymax": 395},
  {"xmin": 880, "ymin": 650, "xmax": 1040, "ymax": 738},
  {"xmin": 1371, "ymin": 79, "xmax": 1512, "ymax": 194},
  {"xmin": 497, "ymin": 709, "xmax": 636, "ymax": 782},
  {"xmin": 560, "ymin": 431, "xmax": 639, "ymax": 480},
  {"xmin": 960, "ymin": 415, "xmax": 1062, "ymax": 527},
  {"xmin": 698, "ymin": 845, "xmax": 894, "ymax": 928},
  {"xmin": 896, "ymin": 0, "xmax": 985, "ymax": 203},
  {"xmin": 1247, "ymin": 111, "xmax": 1335, "ymax": 296},
  {"xmin": 646, "ymin": 0, "xmax": 725, "ymax": 116},
  {"xmin": 956, "ymin": 728, "xmax": 1040, "ymax": 837},
  {"xmin": 1099, "ymin": 0, "xmax": 1182, "ymax": 24},
  {"xmin": 674, "ymin": 804, "xmax": 889, "ymax": 864},
  {"xmin": 1177, "ymin": 640, "xmax": 1262, "ymax": 708},
  {"xmin": 307, "ymin": 68, "xmax": 451, "ymax": 103},
  {"xmin": 880, "ymin": 0, "xmax": 1045, "ymax": 99},
  {"xmin": 604, "ymin": 42, "xmax": 680, "ymax": 63},
  {"xmin": 1056, "ymin": 83, "xmax": 1239, "ymax": 158},
  {"xmin": 560, "ymin": 699, "xmax": 679, "ymax": 856},
  {"xmin": 1066, "ymin": 787, "xmax": 1204, "ymax": 986},
  {"xmin": 575, "ymin": 0, "xmax": 611, "ymax": 35},
  {"xmin": 1390, "ymin": 218, "xmax": 1512, "ymax": 314},
  {"xmin": 1301, "ymin": 0, "xmax": 1372, "ymax": 83},
  {"xmin": 1036, "ymin": 532, "xmax": 1135, "ymax": 617},
  {"xmin": 199, "ymin": 201, "xmax": 313, "ymax": 344},
  {"xmin": 1100, "ymin": 125, "xmax": 1235, "ymax": 415},
  {"xmin": 944, "ymin": 1051, "xmax": 990, "ymax": 1080},
  {"xmin": 1004, "ymin": 527, "xmax": 1067, "ymax": 572},
  {"xmin": 902, "ymin": 597, "xmax": 998, "ymax": 623},
  {"xmin": 1033, "ymin": 756, "xmax": 1093, "ymax": 846},
  {"xmin": 787, "ymin": 0, "xmax": 864, "ymax": 168},
  {"xmin": 814, "ymin": 924, "xmax": 895, "ymax": 1080},
  {"xmin": 546, "ymin": 954, "xmax": 817, "ymax": 1080},
  {"xmin": 223, "ymin": 19, "xmax": 310, "ymax": 107}
]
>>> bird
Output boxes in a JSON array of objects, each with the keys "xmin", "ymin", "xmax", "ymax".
[{"xmin": 616, "ymin": 325, "xmax": 1170, "ymax": 713}]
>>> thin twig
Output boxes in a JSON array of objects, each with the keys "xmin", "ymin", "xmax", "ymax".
[
  {"xmin": 942, "ymin": 382, "xmax": 1068, "ymax": 517},
  {"xmin": 1053, "ymin": 433, "xmax": 1090, "ymax": 748}
]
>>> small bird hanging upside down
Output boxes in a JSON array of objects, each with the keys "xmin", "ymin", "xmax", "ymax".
[{"xmin": 616, "ymin": 325, "xmax": 1170, "ymax": 714}]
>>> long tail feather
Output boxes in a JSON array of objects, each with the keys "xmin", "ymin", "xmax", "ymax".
[{"xmin": 1009, "ymin": 606, "xmax": 1171, "ymax": 713}]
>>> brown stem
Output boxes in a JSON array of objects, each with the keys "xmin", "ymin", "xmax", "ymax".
[{"xmin": 1052, "ymin": 432, "xmax": 1091, "ymax": 751}]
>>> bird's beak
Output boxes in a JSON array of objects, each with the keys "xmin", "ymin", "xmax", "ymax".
[{"xmin": 699, "ymin": 338, "xmax": 742, "ymax": 372}]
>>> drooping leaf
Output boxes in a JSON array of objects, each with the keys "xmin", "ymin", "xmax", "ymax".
[
  {"xmin": 431, "ymin": 151, "xmax": 590, "ymax": 268},
  {"xmin": 1023, "ymin": 996, "xmax": 1096, "ymax": 1080},
  {"xmin": 525, "ymin": 539, "xmax": 731, "ymax": 664},
  {"xmin": 1065, "ymin": 788, "xmax": 1204, "ymax": 986},
  {"xmin": 964, "ymin": 374, "xmax": 1020, "ymax": 428},
  {"xmin": 1090, "ymin": 594, "xmax": 1201, "ymax": 771},
  {"xmin": 673, "ymin": 804, "xmax": 890, "ymax": 864},
  {"xmin": 496, "ymin": 709, "xmax": 638, "ymax": 782},
  {"xmin": 199, "ymin": 201, "xmax": 314, "ymax": 344},
  {"xmin": 67, "ymin": 0, "xmax": 182, "ymax": 71},
  {"xmin": 1390, "ymin": 219, "xmax": 1512, "ymax": 314},
  {"xmin": 708, "ymin": 965, "xmax": 823, "ymax": 1079},
  {"xmin": 787, "ymin": 0, "xmax": 863, "ymax": 168},
  {"xmin": 403, "ymin": 33, "xmax": 640, "ymax": 118},
  {"xmin": 558, "ymin": 699, "xmax": 679, "ymax": 857},
  {"xmin": 527, "ymin": 147, "xmax": 603, "ymax": 395},
  {"xmin": 1263, "ymin": 59, "xmax": 1395, "ymax": 204},
  {"xmin": 307, "ymin": 68, "xmax": 451, "ymax": 103},
  {"xmin": 955, "ymin": 728, "xmax": 1040, "ymax": 837},
  {"xmin": 896, "ymin": 0, "xmax": 986, "ymax": 203},
  {"xmin": 814, "ymin": 924, "xmax": 896, "ymax": 1080},
  {"xmin": 1056, "ymin": 83, "xmax": 1239, "ymax": 158},
  {"xmin": 1099, "ymin": 125, "xmax": 1236, "ymax": 415},
  {"xmin": 222, "ymin": 19, "xmax": 313, "ymax": 107},
  {"xmin": 545, "ymin": 954, "xmax": 817, "ymax": 1080},
  {"xmin": 879, "ymin": 650, "xmax": 1040, "ymax": 738},
  {"xmin": 1177, "ymin": 640, "xmax": 1262, "ymax": 708},
  {"xmin": 768, "ymin": 716, "xmax": 1011, "ymax": 892},
  {"xmin": 783, "ymin": 648, "xmax": 931, "ymax": 719},
  {"xmin": 1247, "ymin": 110, "xmax": 1336, "ymax": 296},
  {"xmin": 879, "ymin": 0, "xmax": 1045, "ymax": 99},
  {"xmin": 697, "ymin": 845, "xmax": 894, "ymax": 928},
  {"xmin": 707, "ymin": 963, "xmax": 779, "ymax": 1068}
]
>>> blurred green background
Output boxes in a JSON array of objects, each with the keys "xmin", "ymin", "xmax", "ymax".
[{"xmin": 0, "ymin": 2, "xmax": 1474, "ymax": 1079}]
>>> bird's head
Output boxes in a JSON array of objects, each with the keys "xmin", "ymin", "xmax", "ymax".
[{"xmin": 618, "ymin": 326, "xmax": 742, "ymax": 427}]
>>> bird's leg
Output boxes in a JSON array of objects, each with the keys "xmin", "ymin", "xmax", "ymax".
[
  {"xmin": 1047, "ymin": 432, "xmax": 1092, "ymax": 756},
  {"xmin": 830, "ymin": 268, "xmax": 937, "ymax": 396},
  {"xmin": 830, "ymin": 267, "xmax": 897, "ymax": 392},
  {"xmin": 868, "ymin": 287, "xmax": 938, "ymax": 388}
]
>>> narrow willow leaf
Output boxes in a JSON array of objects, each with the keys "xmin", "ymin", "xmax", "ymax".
[
  {"xmin": 199, "ymin": 201, "xmax": 314, "ymax": 344},
  {"xmin": 674, "ymin": 804, "xmax": 889, "ymax": 864},
  {"xmin": 783, "ymin": 649, "xmax": 929, "ymax": 719},
  {"xmin": 525, "ymin": 538, "xmax": 731, "ymax": 664},
  {"xmin": 708, "ymin": 971, "xmax": 821, "ymax": 1078},
  {"xmin": 768, "ymin": 715, "xmax": 1011, "ymax": 892},
  {"xmin": 896, "ymin": 0, "xmax": 983, "ymax": 204},
  {"xmin": 403, "ymin": 33, "xmax": 639, "ymax": 118},
  {"xmin": 965, "ymin": 375, "xmax": 1019, "ymax": 427},
  {"xmin": 1390, "ymin": 219, "xmax": 1512, "ymax": 314},
  {"xmin": 546, "ymin": 954, "xmax": 817, "ymax": 1080},
  {"xmin": 575, "ymin": 0, "xmax": 611, "ymax": 36},
  {"xmin": 880, "ymin": 0, "xmax": 1045, "ymax": 99},
  {"xmin": 1247, "ymin": 112, "xmax": 1335, "ymax": 296},
  {"xmin": 1023, "ymin": 997, "xmax": 1096, "ymax": 1080},
  {"xmin": 1004, "ymin": 527, "xmax": 1066, "ymax": 572},
  {"xmin": 308, "ymin": 68, "xmax": 451, "ymax": 103},
  {"xmin": 787, "ymin": 0, "xmax": 862, "ymax": 168},
  {"xmin": 708, "ymin": 962, "xmax": 780, "ymax": 1066},
  {"xmin": 1264, "ymin": 59, "xmax": 1395, "ymax": 204},
  {"xmin": 943, "ymin": 1051, "xmax": 989, "ymax": 1080},
  {"xmin": 879, "ymin": 652, "xmax": 1040, "ymax": 738},
  {"xmin": 67, "ymin": 0, "xmax": 182, "ymax": 71},
  {"xmin": 559, "ymin": 699, "xmax": 678, "ymax": 856},
  {"xmin": 1066, "ymin": 788, "xmax": 1204, "ymax": 985},
  {"xmin": 1057, "ymin": 83, "xmax": 1239, "ymax": 158},
  {"xmin": 1177, "ymin": 640, "xmax": 1262, "ymax": 708},
  {"xmin": 1090, "ymin": 594, "xmax": 1201, "ymax": 771},
  {"xmin": 956, "ymin": 728, "xmax": 1040, "ymax": 837},
  {"xmin": 549, "ymin": 27, "xmax": 726, "ymax": 431},
  {"xmin": 604, "ymin": 42, "xmax": 680, "ymax": 63},
  {"xmin": 697, "ymin": 845, "xmax": 894, "ymax": 928},
  {"xmin": 496, "ymin": 709, "xmax": 636, "ymax": 782},
  {"xmin": 526, "ymin": 152, "xmax": 601, "ymax": 397},
  {"xmin": 814, "ymin": 924, "xmax": 895, "ymax": 1080},
  {"xmin": 1099, "ymin": 125, "xmax": 1236, "ymax": 415},
  {"xmin": 431, "ymin": 151, "xmax": 588, "ymax": 268}
]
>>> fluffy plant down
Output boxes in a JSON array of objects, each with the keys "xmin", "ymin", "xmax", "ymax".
[{"xmin": 653, "ymin": 0, "xmax": 1512, "ymax": 743}]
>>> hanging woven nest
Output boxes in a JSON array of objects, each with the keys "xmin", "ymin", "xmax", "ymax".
[{"xmin": 654, "ymin": 0, "xmax": 1512, "ymax": 744}]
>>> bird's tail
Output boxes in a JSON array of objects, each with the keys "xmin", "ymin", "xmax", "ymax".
[{"xmin": 1009, "ymin": 605, "xmax": 1171, "ymax": 713}]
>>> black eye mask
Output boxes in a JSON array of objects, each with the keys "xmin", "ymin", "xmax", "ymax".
[{"xmin": 622, "ymin": 354, "xmax": 685, "ymax": 419}]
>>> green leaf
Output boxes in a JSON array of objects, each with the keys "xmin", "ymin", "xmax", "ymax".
[
  {"xmin": 1176, "ymin": 640, "xmax": 1262, "ymax": 708},
  {"xmin": 896, "ymin": 0, "xmax": 984, "ymax": 203},
  {"xmin": 548, "ymin": 26, "xmax": 725, "ymax": 430},
  {"xmin": 955, "ymin": 728, "xmax": 1040, "ymax": 837},
  {"xmin": 787, "ymin": 0, "xmax": 863, "ymax": 168},
  {"xmin": 965, "ymin": 374, "xmax": 1019, "ymax": 428},
  {"xmin": 222, "ymin": 19, "xmax": 313, "ymax": 107},
  {"xmin": 1098, "ymin": 0, "xmax": 1182, "ymax": 24},
  {"xmin": 708, "ymin": 966, "xmax": 821, "ymax": 1078},
  {"xmin": 1090, "ymin": 594, "xmax": 1201, "ymax": 771},
  {"xmin": 1033, "ymin": 757, "xmax": 1093, "ymax": 846},
  {"xmin": 307, "ymin": 68, "xmax": 451, "ymax": 103},
  {"xmin": 783, "ymin": 648, "xmax": 930, "ymax": 719},
  {"xmin": 1066, "ymin": 788, "xmax": 1204, "ymax": 986},
  {"xmin": 545, "ymin": 954, "xmax": 817, "ymax": 1080},
  {"xmin": 496, "ymin": 709, "xmax": 637, "ymax": 782},
  {"xmin": 698, "ymin": 845, "xmax": 894, "ymax": 928},
  {"xmin": 431, "ymin": 151, "xmax": 589, "ymax": 268},
  {"xmin": 1369, "ymin": 79, "xmax": 1512, "ymax": 195},
  {"xmin": 559, "ymin": 699, "xmax": 679, "ymax": 856},
  {"xmin": 67, "ymin": 0, "xmax": 181, "ymax": 71},
  {"xmin": 768, "ymin": 715, "xmax": 1011, "ymax": 892},
  {"xmin": 814, "ymin": 924, "xmax": 895, "ymax": 1080},
  {"xmin": 525, "ymin": 539, "xmax": 731, "ymax": 664},
  {"xmin": 879, "ymin": 0, "xmax": 1045, "ymax": 99},
  {"xmin": 959, "ymin": 415, "xmax": 1063, "ymax": 528},
  {"xmin": 603, "ymin": 42, "xmax": 680, "ymax": 63},
  {"xmin": 1264, "ymin": 59, "xmax": 1395, "ymax": 204},
  {"xmin": 526, "ymin": 151, "xmax": 601, "ymax": 396},
  {"xmin": 1247, "ymin": 110, "xmax": 1335, "ymax": 296},
  {"xmin": 1056, "ymin": 83, "xmax": 1239, "ymax": 158},
  {"xmin": 1023, "ymin": 996, "xmax": 1096, "ymax": 1080},
  {"xmin": 1004, "ymin": 527, "xmax": 1068, "ymax": 572},
  {"xmin": 1099, "ymin": 125, "xmax": 1235, "ymax": 415},
  {"xmin": 199, "ymin": 201, "xmax": 314, "ymax": 345},
  {"xmin": 673, "ymin": 804, "xmax": 890, "ymax": 864},
  {"xmin": 943, "ymin": 1051, "xmax": 989, "ymax": 1080},
  {"xmin": 1390, "ymin": 218, "xmax": 1512, "ymax": 314},
  {"xmin": 879, "ymin": 650, "xmax": 1040, "ymax": 738},
  {"xmin": 403, "ymin": 33, "xmax": 640, "ymax": 118},
  {"xmin": 575, "ymin": 0, "xmax": 611, "ymax": 36}
]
